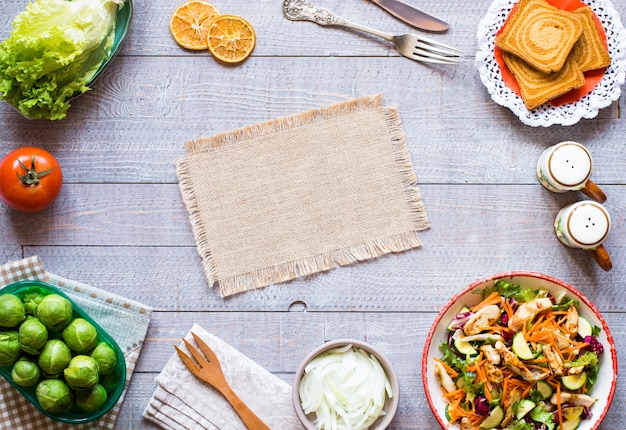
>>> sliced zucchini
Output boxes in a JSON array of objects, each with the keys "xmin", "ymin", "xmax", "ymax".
[
  {"xmin": 577, "ymin": 316, "xmax": 593, "ymax": 339},
  {"xmin": 536, "ymin": 380, "xmax": 553, "ymax": 400},
  {"xmin": 512, "ymin": 331, "xmax": 534, "ymax": 360},
  {"xmin": 456, "ymin": 376, "xmax": 465, "ymax": 389},
  {"xmin": 514, "ymin": 399, "xmax": 536, "ymax": 420},
  {"xmin": 562, "ymin": 372, "xmax": 587, "ymax": 391},
  {"xmin": 563, "ymin": 406, "xmax": 584, "ymax": 421},
  {"xmin": 559, "ymin": 416, "xmax": 581, "ymax": 430},
  {"xmin": 479, "ymin": 405, "xmax": 504, "ymax": 429},
  {"xmin": 454, "ymin": 337, "xmax": 477, "ymax": 356}
]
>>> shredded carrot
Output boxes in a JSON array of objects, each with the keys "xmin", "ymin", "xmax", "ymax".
[
  {"xmin": 501, "ymin": 298, "xmax": 514, "ymax": 319},
  {"xmin": 556, "ymin": 382, "xmax": 563, "ymax": 428},
  {"xmin": 465, "ymin": 352, "xmax": 483, "ymax": 372},
  {"xmin": 470, "ymin": 291, "xmax": 501, "ymax": 312},
  {"xmin": 474, "ymin": 359, "xmax": 487, "ymax": 381},
  {"xmin": 442, "ymin": 388, "xmax": 465, "ymax": 399},
  {"xmin": 433, "ymin": 357, "xmax": 459, "ymax": 378},
  {"xmin": 481, "ymin": 324, "xmax": 507, "ymax": 333},
  {"xmin": 522, "ymin": 382, "xmax": 534, "ymax": 399}
]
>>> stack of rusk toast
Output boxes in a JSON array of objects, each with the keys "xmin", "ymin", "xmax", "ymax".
[{"xmin": 496, "ymin": 0, "xmax": 611, "ymax": 110}]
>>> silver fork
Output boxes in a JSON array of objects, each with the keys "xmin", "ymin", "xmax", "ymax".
[{"xmin": 282, "ymin": 0, "xmax": 462, "ymax": 65}]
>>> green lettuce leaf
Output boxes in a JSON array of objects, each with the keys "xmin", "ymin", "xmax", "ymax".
[{"xmin": 0, "ymin": 0, "xmax": 122, "ymax": 120}]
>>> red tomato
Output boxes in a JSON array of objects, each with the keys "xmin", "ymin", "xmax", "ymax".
[{"xmin": 0, "ymin": 147, "xmax": 63, "ymax": 213}]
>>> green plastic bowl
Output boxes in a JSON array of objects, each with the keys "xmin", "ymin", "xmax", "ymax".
[{"xmin": 0, "ymin": 280, "xmax": 126, "ymax": 424}]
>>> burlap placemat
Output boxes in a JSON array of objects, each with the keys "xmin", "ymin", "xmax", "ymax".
[{"xmin": 176, "ymin": 94, "xmax": 429, "ymax": 297}]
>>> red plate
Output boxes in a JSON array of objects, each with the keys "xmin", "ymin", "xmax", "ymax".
[{"xmin": 495, "ymin": 0, "xmax": 608, "ymax": 107}]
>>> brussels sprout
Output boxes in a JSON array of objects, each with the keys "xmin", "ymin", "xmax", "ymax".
[
  {"xmin": 0, "ymin": 331, "xmax": 22, "ymax": 366},
  {"xmin": 63, "ymin": 355, "xmax": 100, "ymax": 391},
  {"xmin": 36, "ymin": 294, "xmax": 73, "ymax": 332},
  {"xmin": 11, "ymin": 356, "xmax": 41, "ymax": 387},
  {"xmin": 91, "ymin": 342, "xmax": 118, "ymax": 375},
  {"xmin": 0, "ymin": 294, "xmax": 25, "ymax": 328},
  {"xmin": 62, "ymin": 318, "xmax": 98, "ymax": 353},
  {"xmin": 76, "ymin": 383, "xmax": 108, "ymax": 412},
  {"xmin": 22, "ymin": 290, "xmax": 46, "ymax": 315},
  {"xmin": 36, "ymin": 379, "xmax": 74, "ymax": 414},
  {"xmin": 18, "ymin": 317, "xmax": 48, "ymax": 354},
  {"xmin": 38, "ymin": 339, "xmax": 71, "ymax": 377},
  {"xmin": 99, "ymin": 371, "xmax": 119, "ymax": 394}
]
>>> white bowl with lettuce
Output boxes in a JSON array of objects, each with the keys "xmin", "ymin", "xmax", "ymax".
[
  {"xmin": 293, "ymin": 339, "xmax": 399, "ymax": 430},
  {"xmin": 0, "ymin": 0, "xmax": 133, "ymax": 120},
  {"xmin": 422, "ymin": 272, "xmax": 617, "ymax": 430}
]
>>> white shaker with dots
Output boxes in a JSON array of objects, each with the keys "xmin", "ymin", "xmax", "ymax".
[
  {"xmin": 537, "ymin": 141, "xmax": 606, "ymax": 202},
  {"xmin": 554, "ymin": 201, "xmax": 612, "ymax": 271}
]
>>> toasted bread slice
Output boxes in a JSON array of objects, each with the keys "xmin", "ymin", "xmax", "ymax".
[
  {"xmin": 496, "ymin": 0, "xmax": 583, "ymax": 73},
  {"xmin": 570, "ymin": 6, "xmax": 611, "ymax": 72},
  {"xmin": 503, "ymin": 51, "xmax": 585, "ymax": 110}
]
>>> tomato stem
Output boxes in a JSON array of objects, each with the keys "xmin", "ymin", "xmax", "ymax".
[{"xmin": 17, "ymin": 156, "xmax": 55, "ymax": 186}]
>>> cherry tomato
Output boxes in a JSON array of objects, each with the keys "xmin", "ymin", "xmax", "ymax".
[{"xmin": 0, "ymin": 147, "xmax": 63, "ymax": 213}]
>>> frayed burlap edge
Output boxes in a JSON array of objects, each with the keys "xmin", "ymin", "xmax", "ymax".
[{"xmin": 176, "ymin": 94, "xmax": 430, "ymax": 297}]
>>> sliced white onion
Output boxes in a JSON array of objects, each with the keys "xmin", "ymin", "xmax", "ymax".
[{"xmin": 299, "ymin": 345, "xmax": 393, "ymax": 430}]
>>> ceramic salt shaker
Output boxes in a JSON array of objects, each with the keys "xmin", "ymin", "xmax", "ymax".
[
  {"xmin": 537, "ymin": 141, "xmax": 606, "ymax": 202},
  {"xmin": 554, "ymin": 201, "xmax": 612, "ymax": 271}
]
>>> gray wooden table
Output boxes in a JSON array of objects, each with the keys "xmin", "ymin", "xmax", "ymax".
[{"xmin": 1, "ymin": 0, "xmax": 625, "ymax": 428}]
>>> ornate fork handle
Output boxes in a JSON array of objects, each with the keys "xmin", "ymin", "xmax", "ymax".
[{"xmin": 283, "ymin": 0, "xmax": 393, "ymax": 41}]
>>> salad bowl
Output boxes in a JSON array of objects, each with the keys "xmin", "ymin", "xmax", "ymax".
[
  {"xmin": 292, "ymin": 339, "xmax": 400, "ymax": 430},
  {"xmin": 422, "ymin": 272, "xmax": 617, "ymax": 429}
]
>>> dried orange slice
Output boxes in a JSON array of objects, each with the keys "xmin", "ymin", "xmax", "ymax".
[
  {"xmin": 206, "ymin": 15, "xmax": 256, "ymax": 64},
  {"xmin": 169, "ymin": 0, "xmax": 220, "ymax": 50}
]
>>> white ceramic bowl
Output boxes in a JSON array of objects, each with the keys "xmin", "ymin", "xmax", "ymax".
[
  {"xmin": 293, "ymin": 339, "xmax": 400, "ymax": 430},
  {"xmin": 422, "ymin": 272, "xmax": 617, "ymax": 429}
]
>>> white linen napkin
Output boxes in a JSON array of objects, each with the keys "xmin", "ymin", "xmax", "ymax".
[{"xmin": 143, "ymin": 324, "xmax": 304, "ymax": 429}]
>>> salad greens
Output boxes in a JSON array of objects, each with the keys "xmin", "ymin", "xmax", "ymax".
[
  {"xmin": 435, "ymin": 280, "xmax": 604, "ymax": 430},
  {"xmin": 0, "ymin": 0, "xmax": 123, "ymax": 120}
]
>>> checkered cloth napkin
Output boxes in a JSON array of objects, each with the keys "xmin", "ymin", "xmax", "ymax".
[{"xmin": 0, "ymin": 256, "xmax": 153, "ymax": 429}]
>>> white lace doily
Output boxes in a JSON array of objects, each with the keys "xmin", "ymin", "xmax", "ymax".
[{"xmin": 476, "ymin": 0, "xmax": 626, "ymax": 127}]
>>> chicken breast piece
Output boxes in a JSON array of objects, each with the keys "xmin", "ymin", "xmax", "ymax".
[
  {"xmin": 565, "ymin": 305, "xmax": 579, "ymax": 334},
  {"xmin": 480, "ymin": 344, "xmax": 501, "ymax": 365},
  {"xmin": 485, "ymin": 362, "xmax": 504, "ymax": 385},
  {"xmin": 460, "ymin": 417, "xmax": 475, "ymax": 430},
  {"xmin": 508, "ymin": 298, "xmax": 553, "ymax": 331},
  {"xmin": 463, "ymin": 304, "xmax": 501, "ymax": 335},
  {"xmin": 495, "ymin": 341, "xmax": 548, "ymax": 382},
  {"xmin": 502, "ymin": 388, "xmax": 522, "ymax": 427},
  {"xmin": 550, "ymin": 392, "xmax": 596, "ymax": 407},
  {"xmin": 434, "ymin": 360, "xmax": 456, "ymax": 394},
  {"xmin": 543, "ymin": 344, "xmax": 564, "ymax": 375}
]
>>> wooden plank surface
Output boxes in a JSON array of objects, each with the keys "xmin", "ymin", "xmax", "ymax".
[{"xmin": 0, "ymin": 0, "xmax": 625, "ymax": 428}]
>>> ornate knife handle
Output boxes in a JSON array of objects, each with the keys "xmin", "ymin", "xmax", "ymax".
[{"xmin": 282, "ymin": 0, "xmax": 347, "ymax": 26}]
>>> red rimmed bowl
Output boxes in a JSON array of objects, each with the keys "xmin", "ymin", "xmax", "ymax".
[{"xmin": 422, "ymin": 272, "xmax": 617, "ymax": 429}]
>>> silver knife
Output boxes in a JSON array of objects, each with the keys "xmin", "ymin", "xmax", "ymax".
[{"xmin": 368, "ymin": 0, "xmax": 448, "ymax": 32}]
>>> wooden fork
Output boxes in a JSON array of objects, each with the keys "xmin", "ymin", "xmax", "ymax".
[{"xmin": 174, "ymin": 332, "xmax": 270, "ymax": 430}]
